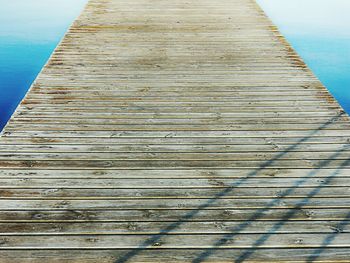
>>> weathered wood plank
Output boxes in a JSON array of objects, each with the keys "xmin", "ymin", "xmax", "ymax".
[
  {"xmin": 0, "ymin": 233, "xmax": 349, "ymax": 248},
  {"xmin": 1, "ymin": 249, "xmax": 350, "ymax": 263},
  {"xmin": 0, "ymin": 198, "xmax": 350, "ymax": 210},
  {"xmin": 0, "ymin": 208, "xmax": 348, "ymax": 221},
  {"xmin": 0, "ymin": 168, "xmax": 348, "ymax": 178},
  {"xmin": 0, "ymin": 221, "xmax": 347, "ymax": 234},
  {"xmin": 0, "ymin": 143, "xmax": 349, "ymax": 153},
  {"xmin": 0, "ymin": 187, "xmax": 349, "ymax": 198},
  {"xmin": 0, "ymin": 177, "xmax": 348, "ymax": 188}
]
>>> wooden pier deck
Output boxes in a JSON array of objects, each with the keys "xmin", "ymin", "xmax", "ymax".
[{"xmin": 1, "ymin": 0, "xmax": 350, "ymax": 262}]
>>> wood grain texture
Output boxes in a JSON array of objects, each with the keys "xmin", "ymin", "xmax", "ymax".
[{"xmin": 1, "ymin": 0, "xmax": 350, "ymax": 262}]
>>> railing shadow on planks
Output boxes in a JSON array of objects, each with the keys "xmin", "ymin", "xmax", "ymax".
[{"xmin": 113, "ymin": 111, "xmax": 350, "ymax": 263}]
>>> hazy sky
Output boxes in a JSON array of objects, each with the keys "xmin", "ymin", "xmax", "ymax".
[
  {"xmin": 257, "ymin": 0, "xmax": 350, "ymax": 112},
  {"xmin": 257, "ymin": 0, "xmax": 350, "ymax": 37},
  {"xmin": 0, "ymin": 0, "xmax": 87, "ymax": 41}
]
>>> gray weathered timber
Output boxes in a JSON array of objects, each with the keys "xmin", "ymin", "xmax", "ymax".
[{"xmin": 1, "ymin": 0, "xmax": 350, "ymax": 262}]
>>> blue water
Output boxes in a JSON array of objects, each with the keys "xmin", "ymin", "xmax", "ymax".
[
  {"xmin": 258, "ymin": 0, "xmax": 350, "ymax": 113},
  {"xmin": 0, "ymin": 0, "xmax": 87, "ymax": 129}
]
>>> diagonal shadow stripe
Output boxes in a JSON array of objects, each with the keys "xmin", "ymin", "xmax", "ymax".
[
  {"xmin": 305, "ymin": 209, "xmax": 350, "ymax": 262},
  {"xmin": 114, "ymin": 113, "xmax": 345, "ymax": 263},
  {"xmin": 231, "ymin": 153, "xmax": 350, "ymax": 263},
  {"xmin": 192, "ymin": 145, "xmax": 350, "ymax": 263}
]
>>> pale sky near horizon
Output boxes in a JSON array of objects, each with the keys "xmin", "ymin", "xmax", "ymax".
[
  {"xmin": 257, "ymin": 0, "xmax": 350, "ymax": 37},
  {"xmin": 0, "ymin": 0, "xmax": 87, "ymax": 41},
  {"xmin": 257, "ymin": 0, "xmax": 350, "ymax": 113},
  {"xmin": 2, "ymin": 0, "xmax": 349, "ymax": 38}
]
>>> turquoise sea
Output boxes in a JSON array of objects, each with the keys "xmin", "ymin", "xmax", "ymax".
[
  {"xmin": 0, "ymin": 0, "xmax": 349, "ymax": 129},
  {"xmin": 0, "ymin": 0, "xmax": 87, "ymax": 129},
  {"xmin": 258, "ymin": 0, "xmax": 350, "ymax": 113}
]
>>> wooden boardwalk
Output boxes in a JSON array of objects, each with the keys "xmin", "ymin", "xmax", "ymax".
[{"xmin": 1, "ymin": 0, "xmax": 350, "ymax": 262}]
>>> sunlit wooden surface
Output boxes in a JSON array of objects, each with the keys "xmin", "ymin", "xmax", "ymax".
[{"xmin": 1, "ymin": 0, "xmax": 350, "ymax": 262}]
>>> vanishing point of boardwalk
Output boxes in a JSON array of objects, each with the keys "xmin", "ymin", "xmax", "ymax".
[{"xmin": 0, "ymin": 0, "xmax": 350, "ymax": 262}]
